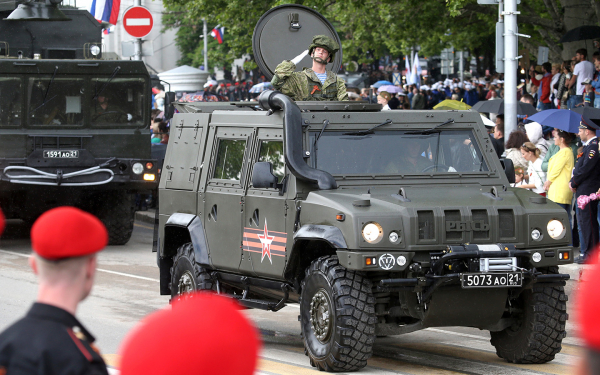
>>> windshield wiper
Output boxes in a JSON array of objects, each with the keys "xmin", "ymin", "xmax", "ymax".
[
  {"xmin": 343, "ymin": 119, "xmax": 392, "ymax": 136},
  {"xmin": 313, "ymin": 119, "xmax": 330, "ymax": 166},
  {"xmin": 93, "ymin": 66, "xmax": 121, "ymax": 100},
  {"xmin": 405, "ymin": 119, "xmax": 455, "ymax": 135},
  {"xmin": 30, "ymin": 66, "xmax": 58, "ymax": 113}
]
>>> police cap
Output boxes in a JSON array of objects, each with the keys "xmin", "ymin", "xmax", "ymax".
[
  {"xmin": 119, "ymin": 292, "xmax": 260, "ymax": 375},
  {"xmin": 31, "ymin": 207, "xmax": 108, "ymax": 260},
  {"xmin": 309, "ymin": 35, "xmax": 339, "ymax": 62},
  {"xmin": 579, "ymin": 115, "xmax": 600, "ymax": 131}
]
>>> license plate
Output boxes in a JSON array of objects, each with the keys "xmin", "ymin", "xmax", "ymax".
[
  {"xmin": 43, "ymin": 150, "xmax": 79, "ymax": 158},
  {"xmin": 460, "ymin": 272, "xmax": 522, "ymax": 288}
]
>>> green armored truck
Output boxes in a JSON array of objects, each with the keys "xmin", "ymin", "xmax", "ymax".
[
  {"xmin": 156, "ymin": 5, "xmax": 572, "ymax": 372},
  {"xmin": 0, "ymin": 1, "xmax": 158, "ymax": 244}
]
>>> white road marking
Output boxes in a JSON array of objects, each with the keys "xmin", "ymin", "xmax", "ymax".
[
  {"xmin": 0, "ymin": 249, "xmax": 159, "ymax": 282},
  {"xmin": 425, "ymin": 328, "xmax": 488, "ymax": 340}
]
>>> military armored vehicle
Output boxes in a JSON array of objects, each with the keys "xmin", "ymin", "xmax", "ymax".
[
  {"xmin": 156, "ymin": 5, "xmax": 572, "ymax": 372},
  {"xmin": 0, "ymin": 1, "xmax": 158, "ymax": 244}
]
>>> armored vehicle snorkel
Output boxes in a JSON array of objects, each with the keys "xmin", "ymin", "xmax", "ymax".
[
  {"xmin": 0, "ymin": 0, "xmax": 158, "ymax": 244},
  {"xmin": 157, "ymin": 4, "xmax": 572, "ymax": 372}
]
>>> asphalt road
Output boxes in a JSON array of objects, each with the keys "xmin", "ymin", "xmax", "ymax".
[{"xmin": 0, "ymin": 218, "xmax": 584, "ymax": 374}]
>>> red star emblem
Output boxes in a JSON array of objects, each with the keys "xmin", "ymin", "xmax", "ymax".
[{"xmin": 257, "ymin": 219, "xmax": 275, "ymax": 264}]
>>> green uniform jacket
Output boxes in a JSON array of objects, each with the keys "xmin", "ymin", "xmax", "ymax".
[{"xmin": 271, "ymin": 61, "xmax": 348, "ymax": 101}]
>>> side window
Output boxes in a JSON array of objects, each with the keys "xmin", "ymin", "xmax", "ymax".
[
  {"xmin": 258, "ymin": 140, "xmax": 285, "ymax": 182},
  {"xmin": 213, "ymin": 139, "xmax": 247, "ymax": 181}
]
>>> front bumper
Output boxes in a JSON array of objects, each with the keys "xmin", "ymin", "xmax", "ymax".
[{"xmin": 336, "ymin": 244, "xmax": 574, "ymax": 272}]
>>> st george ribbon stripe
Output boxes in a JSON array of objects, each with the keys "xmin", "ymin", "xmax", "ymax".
[{"xmin": 126, "ymin": 18, "xmax": 151, "ymax": 26}]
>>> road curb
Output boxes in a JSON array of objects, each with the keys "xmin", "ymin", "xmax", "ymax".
[
  {"xmin": 135, "ymin": 210, "xmax": 156, "ymax": 225},
  {"xmin": 560, "ymin": 263, "xmax": 589, "ymax": 282}
]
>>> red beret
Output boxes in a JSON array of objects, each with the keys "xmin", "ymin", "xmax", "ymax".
[
  {"xmin": 577, "ymin": 249, "xmax": 600, "ymax": 351},
  {"xmin": 119, "ymin": 293, "xmax": 260, "ymax": 375},
  {"xmin": 31, "ymin": 207, "xmax": 108, "ymax": 260},
  {"xmin": 0, "ymin": 207, "xmax": 4, "ymax": 237},
  {"xmin": 226, "ymin": 83, "xmax": 231, "ymax": 87}
]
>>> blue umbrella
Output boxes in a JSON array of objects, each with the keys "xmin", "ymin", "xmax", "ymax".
[
  {"xmin": 371, "ymin": 80, "xmax": 394, "ymax": 88},
  {"xmin": 525, "ymin": 109, "xmax": 582, "ymax": 133}
]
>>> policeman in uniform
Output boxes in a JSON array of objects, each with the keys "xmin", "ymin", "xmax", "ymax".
[
  {"xmin": 272, "ymin": 35, "xmax": 348, "ymax": 101},
  {"xmin": 570, "ymin": 116, "xmax": 600, "ymax": 263},
  {"xmin": 0, "ymin": 207, "xmax": 109, "ymax": 375},
  {"xmin": 119, "ymin": 292, "xmax": 260, "ymax": 375}
]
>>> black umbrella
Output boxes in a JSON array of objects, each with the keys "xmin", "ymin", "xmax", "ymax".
[
  {"xmin": 570, "ymin": 106, "xmax": 600, "ymax": 121},
  {"xmin": 471, "ymin": 99, "xmax": 537, "ymax": 116},
  {"xmin": 559, "ymin": 26, "xmax": 600, "ymax": 43}
]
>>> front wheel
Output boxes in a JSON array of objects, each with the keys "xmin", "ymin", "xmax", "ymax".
[
  {"xmin": 170, "ymin": 243, "xmax": 213, "ymax": 299},
  {"xmin": 300, "ymin": 256, "xmax": 376, "ymax": 372},
  {"xmin": 97, "ymin": 191, "xmax": 134, "ymax": 245},
  {"xmin": 490, "ymin": 267, "xmax": 568, "ymax": 363}
]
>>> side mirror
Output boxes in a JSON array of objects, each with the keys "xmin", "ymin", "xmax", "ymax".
[
  {"xmin": 499, "ymin": 158, "xmax": 515, "ymax": 184},
  {"xmin": 164, "ymin": 91, "xmax": 176, "ymax": 120},
  {"xmin": 252, "ymin": 162, "xmax": 279, "ymax": 189}
]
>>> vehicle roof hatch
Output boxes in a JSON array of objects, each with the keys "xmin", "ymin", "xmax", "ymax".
[{"xmin": 252, "ymin": 4, "xmax": 342, "ymax": 81}]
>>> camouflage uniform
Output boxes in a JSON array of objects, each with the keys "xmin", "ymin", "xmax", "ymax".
[{"xmin": 271, "ymin": 35, "xmax": 348, "ymax": 101}]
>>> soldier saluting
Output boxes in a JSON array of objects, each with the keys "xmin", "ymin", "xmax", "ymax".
[
  {"xmin": 271, "ymin": 35, "xmax": 348, "ymax": 101},
  {"xmin": 0, "ymin": 207, "xmax": 110, "ymax": 375}
]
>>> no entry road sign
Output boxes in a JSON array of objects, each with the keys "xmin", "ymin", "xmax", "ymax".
[{"xmin": 123, "ymin": 6, "xmax": 153, "ymax": 38}]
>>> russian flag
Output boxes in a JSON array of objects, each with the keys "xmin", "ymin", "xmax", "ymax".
[
  {"xmin": 210, "ymin": 26, "xmax": 224, "ymax": 44},
  {"xmin": 89, "ymin": 0, "xmax": 120, "ymax": 25}
]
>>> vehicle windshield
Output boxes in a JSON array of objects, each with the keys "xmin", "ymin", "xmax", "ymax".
[
  {"xmin": 309, "ymin": 130, "xmax": 488, "ymax": 175},
  {"xmin": 91, "ymin": 77, "xmax": 146, "ymax": 126},
  {"xmin": 0, "ymin": 77, "xmax": 21, "ymax": 125},
  {"xmin": 28, "ymin": 77, "xmax": 84, "ymax": 126}
]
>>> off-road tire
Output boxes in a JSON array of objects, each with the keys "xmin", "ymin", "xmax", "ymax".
[
  {"xmin": 300, "ymin": 255, "xmax": 376, "ymax": 372},
  {"xmin": 98, "ymin": 191, "xmax": 135, "ymax": 245},
  {"xmin": 170, "ymin": 242, "xmax": 213, "ymax": 299},
  {"xmin": 490, "ymin": 266, "xmax": 568, "ymax": 363}
]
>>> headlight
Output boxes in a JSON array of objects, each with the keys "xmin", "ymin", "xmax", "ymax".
[
  {"xmin": 397, "ymin": 255, "xmax": 407, "ymax": 266},
  {"xmin": 362, "ymin": 222, "xmax": 383, "ymax": 244},
  {"xmin": 532, "ymin": 252, "xmax": 542, "ymax": 263},
  {"xmin": 90, "ymin": 45, "xmax": 100, "ymax": 56},
  {"xmin": 531, "ymin": 229, "xmax": 542, "ymax": 241},
  {"xmin": 547, "ymin": 220, "xmax": 566, "ymax": 240},
  {"xmin": 389, "ymin": 231, "xmax": 399, "ymax": 243},
  {"xmin": 132, "ymin": 162, "xmax": 144, "ymax": 175}
]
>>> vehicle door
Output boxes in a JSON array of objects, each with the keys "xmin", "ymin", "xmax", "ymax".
[
  {"xmin": 202, "ymin": 126, "xmax": 252, "ymax": 272},
  {"xmin": 240, "ymin": 127, "xmax": 288, "ymax": 278}
]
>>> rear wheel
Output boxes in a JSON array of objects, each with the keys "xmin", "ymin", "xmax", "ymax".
[
  {"xmin": 170, "ymin": 242, "xmax": 213, "ymax": 299},
  {"xmin": 490, "ymin": 267, "xmax": 568, "ymax": 363},
  {"xmin": 300, "ymin": 255, "xmax": 376, "ymax": 372}
]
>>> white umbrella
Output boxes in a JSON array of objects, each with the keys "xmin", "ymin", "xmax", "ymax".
[
  {"xmin": 480, "ymin": 114, "xmax": 495, "ymax": 128},
  {"xmin": 249, "ymin": 82, "xmax": 273, "ymax": 93},
  {"xmin": 203, "ymin": 80, "xmax": 218, "ymax": 88},
  {"xmin": 377, "ymin": 85, "xmax": 403, "ymax": 94}
]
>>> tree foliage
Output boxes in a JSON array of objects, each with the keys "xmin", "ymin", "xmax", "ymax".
[{"xmin": 162, "ymin": 0, "xmax": 599, "ymax": 72}]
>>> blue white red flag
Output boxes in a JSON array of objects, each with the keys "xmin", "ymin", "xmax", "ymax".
[
  {"xmin": 89, "ymin": 0, "xmax": 120, "ymax": 25},
  {"xmin": 210, "ymin": 26, "xmax": 224, "ymax": 44}
]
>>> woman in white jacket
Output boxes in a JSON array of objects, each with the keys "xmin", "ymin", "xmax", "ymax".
[{"xmin": 524, "ymin": 122, "xmax": 548, "ymax": 159}]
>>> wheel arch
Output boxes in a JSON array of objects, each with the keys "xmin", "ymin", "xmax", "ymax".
[
  {"xmin": 284, "ymin": 225, "xmax": 348, "ymax": 290},
  {"xmin": 162, "ymin": 213, "xmax": 210, "ymax": 266}
]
